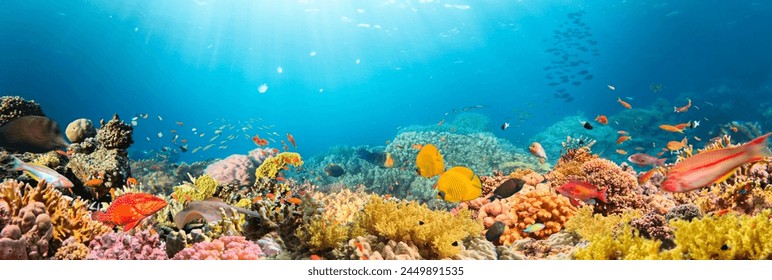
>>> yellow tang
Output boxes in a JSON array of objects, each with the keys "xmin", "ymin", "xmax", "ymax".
[
  {"xmin": 415, "ymin": 144, "xmax": 444, "ymax": 178},
  {"xmin": 436, "ymin": 166, "xmax": 482, "ymax": 202}
]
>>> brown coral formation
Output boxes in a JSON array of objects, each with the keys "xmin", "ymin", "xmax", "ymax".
[
  {"xmin": 0, "ymin": 96, "xmax": 45, "ymax": 126},
  {"xmin": 65, "ymin": 118, "xmax": 96, "ymax": 144},
  {"xmin": 579, "ymin": 159, "xmax": 647, "ymax": 215},
  {"xmin": 67, "ymin": 148, "xmax": 131, "ymax": 198},
  {"xmin": 0, "ymin": 201, "xmax": 53, "ymax": 259},
  {"xmin": 96, "ymin": 114, "xmax": 133, "ymax": 150},
  {"xmin": 314, "ymin": 188, "xmax": 370, "ymax": 224},
  {"xmin": 545, "ymin": 147, "xmax": 598, "ymax": 188},
  {"xmin": 347, "ymin": 235, "xmax": 423, "ymax": 260}
]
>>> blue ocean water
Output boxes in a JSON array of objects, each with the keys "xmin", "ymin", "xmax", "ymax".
[{"xmin": 1, "ymin": 0, "xmax": 770, "ymax": 162}]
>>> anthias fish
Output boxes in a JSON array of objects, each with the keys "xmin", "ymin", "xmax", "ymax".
[
  {"xmin": 557, "ymin": 180, "xmax": 608, "ymax": 206},
  {"xmin": 628, "ymin": 153, "xmax": 666, "ymax": 167},
  {"xmin": 661, "ymin": 132, "xmax": 772, "ymax": 192}
]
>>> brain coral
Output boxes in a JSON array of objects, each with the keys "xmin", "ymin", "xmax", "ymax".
[
  {"xmin": 205, "ymin": 154, "xmax": 256, "ymax": 186},
  {"xmin": 0, "ymin": 96, "xmax": 45, "ymax": 126},
  {"xmin": 96, "ymin": 114, "xmax": 134, "ymax": 150},
  {"xmin": 65, "ymin": 118, "xmax": 96, "ymax": 144}
]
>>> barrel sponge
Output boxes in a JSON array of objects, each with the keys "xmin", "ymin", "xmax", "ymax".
[
  {"xmin": 65, "ymin": 118, "xmax": 96, "ymax": 144},
  {"xmin": 0, "ymin": 96, "xmax": 45, "ymax": 126},
  {"xmin": 96, "ymin": 114, "xmax": 134, "ymax": 149}
]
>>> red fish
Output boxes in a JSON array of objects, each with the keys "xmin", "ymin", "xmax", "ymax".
[
  {"xmin": 92, "ymin": 193, "xmax": 168, "ymax": 231},
  {"xmin": 287, "ymin": 133, "xmax": 297, "ymax": 148},
  {"xmin": 252, "ymin": 134, "xmax": 269, "ymax": 147},
  {"xmin": 595, "ymin": 115, "xmax": 608, "ymax": 125},
  {"xmin": 674, "ymin": 98, "xmax": 691, "ymax": 113},
  {"xmin": 557, "ymin": 180, "xmax": 608, "ymax": 206},
  {"xmin": 662, "ymin": 132, "xmax": 772, "ymax": 192},
  {"xmin": 616, "ymin": 135, "xmax": 632, "ymax": 145},
  {"xmin": 638, "ymin": 169, "xmax": 657, "ymax": 185}
]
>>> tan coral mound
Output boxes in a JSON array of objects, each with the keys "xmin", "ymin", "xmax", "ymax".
[
  {"xmin": 490, "ymin": 190, "xmax": 576, "ymax": 244},
  {"xmin": 314, "ymin": 188, "xmax": 370, "ymax": 224}
]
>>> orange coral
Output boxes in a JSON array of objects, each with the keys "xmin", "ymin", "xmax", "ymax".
[{"xmin": 478, "ymin": 190, "xmax": 576, "ymax": 244}]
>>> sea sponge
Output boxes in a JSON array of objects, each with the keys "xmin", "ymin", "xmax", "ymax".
[
  {"xmin": 0, "ymin": 180, "xmax": 111, "ymax": 249},
  {"xmin": 0, "ymin": 201, "xmax": 53, "ymax": 260},
  {"xmin": 86, "ymin": 229, "xmax": 167, "ymax": 260},
  {"xmin": 172, "ymin": 235, "xmax": 264, "ymax": 260},
  {"xmin": 65, "ymin": 118, "xmax": 96, "ymax": 144},
  {"xmin": 353, "ymin": 195, "xmax": 482, "ymax": 259},
  {"xmin": 0, "ymin": 96, "xmax": 45, "ymax": 126},
  {"xmin": 171, "ymin": 174, "xmax": 218, "ymax": 202},
  {"xmin": 96, "ymin": 114, "xmax": 133, "ymax": 150},
  {"xmin": 495, "ymin": 190, "xmax": 577, "ymax": 244},
  {"xmin": 572, "ymin": 158, "xmax": 647, "ymax": 215}
]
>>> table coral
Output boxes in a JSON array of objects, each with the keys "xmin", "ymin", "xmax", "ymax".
[
  {"xmin": 172, "ymin": 235, "xmax": 264, "ymax": 260},
  {"xmin": 0, "ymin": 96, "xmax": 45, "ymax": 126},
  {"xmin": 353, "ymin": 195, "xmax": 482, "ymax": 259},
  {"xmin": 96, "ymin": 114, "xmax": 134, "ymax": 150},
  {"xmin": 87, "ymin": 229, "xmax": 167, "ymax": 260}
]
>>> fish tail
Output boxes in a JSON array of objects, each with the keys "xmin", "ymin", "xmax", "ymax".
[
  {"xmin": 745, "ymin": 132, "xmax": 772, "ymax": 160},
  {"xmin": 598, "ymin": 187, "xmax": 608, "ymax": 203},
  {"xmin": 657, "ymin": 158, "xmax": 667, "ymax": 167},
  {"xmin": 674, "ymin": 106, "xmax": 677, "ymax": 112}
]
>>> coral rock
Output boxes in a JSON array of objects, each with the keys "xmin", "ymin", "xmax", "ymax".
[
  {"xmin": 87, "ymin": 230, "xmax": 167, "ymax": 260},
  {"xmin": 172, "ymin": 236, "xmax": 264, "ymax": 260},
  {"xmin": 53, "ymin": 237, "xmax": 89, "ymax": 260},
  {"xmin": 205, "ymin": 154, "xmax": 256, "ymax": 186},
  {"xmin": 665, "ymin": 204, "xmax": 702, "ymax": 222},
  {"xmin": 96, "ymin": 114, "xmax": 134, "ymax": 150},
  {"xmin": 65, "ymin": 118, "xmax": 96, "ymax": 144},
  {"xmin": 0, "ymin": 96, "xmax": 45, "ymax": 126}
]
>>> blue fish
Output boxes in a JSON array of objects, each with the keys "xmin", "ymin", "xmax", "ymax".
[{"xmin": 523, "ymin": 223, "xmax": 546, "ymax": 233}]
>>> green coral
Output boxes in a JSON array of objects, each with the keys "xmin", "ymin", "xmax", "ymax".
[
  {"xmin": 255, "ymin": 152, "xmax": 303, "ymax": 179},
  {"xmin": 353, "ymin": 195, "xmax": 482, "ymax": 259},
  {"xmin": 663, "ymin": 210, "xmax": 772, "ymax": 260},
  {"xmin": 172, "ymin": 174, "xmax": 218, "ymax": 202}
]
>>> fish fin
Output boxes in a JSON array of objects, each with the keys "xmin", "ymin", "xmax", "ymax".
[
  {"xmin": 673, "ymin": 106, "xmax": 677, "ymax": 113},
  {"xmin": 745, "ymin": 132, "xmax": 772, "ymax": 159},
  {"xmin": 598, "ymin": 187, "xmax": 608, "ymax": 203},
  {"xmin": 712, "ymin": 167, "xmax": 740, "ymax": 185},
  {"xmin": 657, "ymin": 158, "xmax": 667, "ymax": 167},
  {"xmin": 91, "ymin": 211, "xmax": 105, "ymax": 222},
  {"xmin": 122, "ymin": 220, "xmax": 141, "ymax": 232},
  {"xmin": 568, "ymin": 197, "xmax": 581, "ymax": 207}
]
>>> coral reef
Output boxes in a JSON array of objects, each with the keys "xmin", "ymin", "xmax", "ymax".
[
  {"xmin": 0, "ymin": 96, "xmax": 45, "ymax": 126},
  {"xmin": 65, "ymin": 118, "xmax": 96, "ymax": 144},
  {"xmin": 665, "ymin": 204, "xmax": 702, "ymax": 222},
  {"xmin": 530, "ymin": 115, "xmax": 614, "ymax": 164},
  {"xmin": 53, "ymin": 237, "xmax": 89, "ymax": 260},
  {"xmin": 130, "ymin": 159, "xmax": 212, "ymax": 196},
  {"xmin": 172, "ymin": 235, "xmax": 264, "ymax": 260},
  {"xmin": 87, "ymin": 230, "xmax": 167, "ymax": 260},
  {"xmin": 0, "ymin": 202, "xmax": 53, "ymax": 259},
  {"xmin": 204, "ymin": 148, "xmax": 276, "ymax": 187},
  {"xmin": 352, "ymin": 195, "xmax": 482, "ymax": 259},
  {"xmin": 172, "ymin": 174, "xmax": 218, "ymax": 202},
  {"xmin": 481, "ymin": 189, "xmax": 576, "ymax": 244},
  {"xmin": 67, "ymin": 148, "xmax": 132, "ymax": 198},
  {"xmin": 96, "ymin": 114, "xmax": 134, "ymax": 150},
  {"xmin": 664, "ymin": 210, "xmax": 772, "ymax": 259}
]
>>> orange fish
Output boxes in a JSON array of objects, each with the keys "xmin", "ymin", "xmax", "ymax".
[
  {"xmin": 667, "ymin": 137, "xmax": 688, "ymax": 151},
  {"xmin": 617, "ymin": 97, "xmax": 632, "ymax": 109},
  {"xmin": 91, "ymin": 193, "xmax": 167, "ymax": 231},
  {"xmin": 557, "ymin": 180, "xmax": 608, "ymax": 207},
  {"xmin": 662, "ymin": 132, "xmax": 772, "ymax": 192},
  {"xmin": 412, "ymin": 144, "xmax": 424, "ymax": 150},
  {"xmin": 730, "ymin": 126, "xmax": 739, "ymax": 133},
  {"xmin": 659, "ymin": 124, "xmax": 684, "ymax": 133},
  {"xmin": 616, "ymin": 135, "xmax": 632, "ymax": 144},
  {"xmin": 275, "ymin": 177, "xmax": 286, "ymax": 182},
  {"xmin": 595, "ymin": 115, "xmax": 608, "ymax": 125},
  {"xmin": 252, "ymin": 196, "xmax": 263, "ymax": 203},
  {"xmin": 272, "ymin": 148, "xmax": 279, "ymax": 154},
  {"xmin": 674, "ymin": 121, "xmax": 691, "ymax": 130},
  {"xmin": 126, "ymin": 177, "xmax": 138, "ymax": 187},
  {"xmin": 674, "ymin": 98, "xmax": 691, "ymax": 113},
  {"xmin": 618, "ymin": 130, "xmax": 629, "ymax": 135},
  {"xmin": 266, "ymin": 193, "xmax": 276, "ymax": 200},
  {"xmin": 638, "ymin": 169, "xmax": 657, "ymax": 185},
  {"xmin": 287, "ymin": 133, "xmax": 297, "ymax": 148},
  {"xmin": 285, "ymin": 197, "xmax": 302, "ymax": 205},
  {"xmin": 616, "ymin": 149, "xmax": 628, "ymax": 155},
  {"xmin": 252, "ymin": 134, "xmax": 269, "ymax": 147},
  {"xmin": 437, "ymin": 119, "xmax": 445, "ymax": 126},
  {"xmin": 85, "ymin": 178, "xmax": 104, "ymax": 188},
  {"xmin": 310, "ymin": 254, "xmax": 322, "ymax": 260}
]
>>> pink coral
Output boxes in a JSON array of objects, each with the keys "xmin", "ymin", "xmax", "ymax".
[
  {"xmin": 204, "ymin": 149, "xmax": 276, "ymax": 186},
  {"xmin": 172, "ymin": 236, "xmax": 264, "ymax": 260},
  {"xmin": 86, "ymin": 230, "xmax": 167, "ymax": 260},
  {"xmin": 0, "ymin": 202, "xmax": 53, "ymax": 260},
  {"xmin": 205, "ymin": 154, "xmax": 256, "ymax": 186}
]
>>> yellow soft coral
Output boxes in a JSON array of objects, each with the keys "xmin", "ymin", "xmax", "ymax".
[
  {"xmin": 172, "ymin": 174, "xmax": 218, "ymax": 202},
  {"xmin": 565, "ymin": 207, "xmax": 664, "ymax": 260},
  {"xmin": 353, "ymin": 195, "xmax": 482, "ymax": 259},
  {"xmin": 314, "ymin": 188, "xmax": 370, "ymax": 224},
  {"xmin": 663, "ymin": 210, "xmax": 772, "ymax": 260},
  {"xmin": 298, "ymin": 217, "xmax": 351, "ymax": 252},
  {"xmin": 255, "ymin": 152, "xmax": 303, "ymax": 179}
]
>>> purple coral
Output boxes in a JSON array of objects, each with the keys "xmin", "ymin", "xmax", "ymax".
[
  {"xmin": 172, "ymin": 236, "xmax": 264, "ymax": 260},
  {"xmin": 205, "ymin": 148, "xmax": 276, "ymax": 186},
  {"xmin": 630, "ymin": 212, "xmax": 672, "ymax": 241},
  {"xmin": 86, "ymin": 229, "xmax": 167, "ymax": 260}
]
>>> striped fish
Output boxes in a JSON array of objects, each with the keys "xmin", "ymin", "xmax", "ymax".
[
  {"xmin": 662, "ymin": 132, "xmax": 771, "ymax": 192},
  {"xmin": 12, "ymin": 156, "xmax": 73, "ymax": 189}
]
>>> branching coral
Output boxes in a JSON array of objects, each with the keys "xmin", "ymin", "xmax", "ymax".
[
  {"xmin": 296, "ymin": 216, "xmax": 350, "ymax": 253},
  {"xmin": 352, "ymin": 195, "xmax": 482, "ymax": 259},
  {"xmin": 663, "ymin": 210, "xmax": 772, "ymax": 260},
  {"xmin": 565, "ymin": 207, "xmax": 664, "ymax": 260},
  {"xmin": 0, "ymin": 180, "xmax": 111, "ymax": 254},
  {"xmin": 545, "ymin": 146, "xmax": 597, "ymax": 188},
  {"xmin": 255, "ymin": 152, "xmax": 303, "ymax": 180}
]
